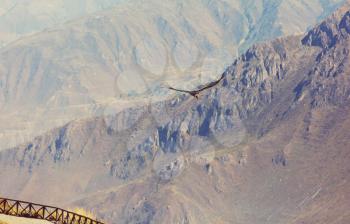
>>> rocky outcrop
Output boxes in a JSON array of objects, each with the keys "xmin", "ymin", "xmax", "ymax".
[{"xmin": 302, "ymin": 3, "xmax": 350, "ymax": 49}]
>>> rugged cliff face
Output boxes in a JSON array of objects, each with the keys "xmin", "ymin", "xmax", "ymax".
[
  {"xmin": 111, "ymin": 9, "xmax": 350, "ymax": 181},
  {"xmin": 1, "ymin": 2, "xmax": 350, "ymax": 224}
]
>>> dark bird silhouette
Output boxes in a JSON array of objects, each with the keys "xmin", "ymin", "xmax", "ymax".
[{"xmin": 168, "ymin": 73, "xmax": 225, "ymax": 99}]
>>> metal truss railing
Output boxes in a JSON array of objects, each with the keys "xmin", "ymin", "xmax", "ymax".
[{"xmin": 0, "ymin": 197, "xmax": 104, "ymax": 224}]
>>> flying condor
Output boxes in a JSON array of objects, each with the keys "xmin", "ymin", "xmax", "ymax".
[{"xmin": 168, "ymin": 73, "xmax": 225, "ymax": 99}]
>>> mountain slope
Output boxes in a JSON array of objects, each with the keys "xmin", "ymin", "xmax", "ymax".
[
  {"xmin": 0, "ymin": 0, "xmax": 347, "ymax": 150},
  {"xmin": 0, "ymin": 1, "xmax": 350, "ymax": 223}
]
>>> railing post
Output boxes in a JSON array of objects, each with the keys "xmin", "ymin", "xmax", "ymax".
[{"xmin": 15, "ymin": 202, "xmax": 19, "ymax": 216}]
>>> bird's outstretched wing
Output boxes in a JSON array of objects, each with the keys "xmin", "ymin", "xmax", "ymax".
[
  {"xmin": 168, "ymin": 86, "xmax": 192, "ymax": 94},
  {"xmin": 167, "ymin": 73, "xmax": 225, "ymax": 99},
  {"xmin": 196, "ymin": 73, "xmax": 225, "ymax": 91},
  {"xmin": 168, "ymin": 86, "xmax": 199, "ymax": 98}
]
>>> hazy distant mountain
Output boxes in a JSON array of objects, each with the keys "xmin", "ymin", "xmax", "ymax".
[
  {"xmin": 0, "ymin": 0, "xmax": 127, "ymax": 47},
  {"xmin": 0, "ymin": 0, "xmax": 345, "ymax": 49},
  {"xmin": 1, "ymin": 1, "xmax": 349, "ymax": 223},
  {"xmin": 0, "ymin": 0, "xmax": 346, "ymax": 151}
]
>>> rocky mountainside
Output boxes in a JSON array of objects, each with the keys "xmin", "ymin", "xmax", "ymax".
[
  {"xmin": 0, "ymin": 0, "xmax": 347, "ymax": 151},
  {"xmin": 1, "ymin": 1, "xmax": 350, "ymax": 223}
]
